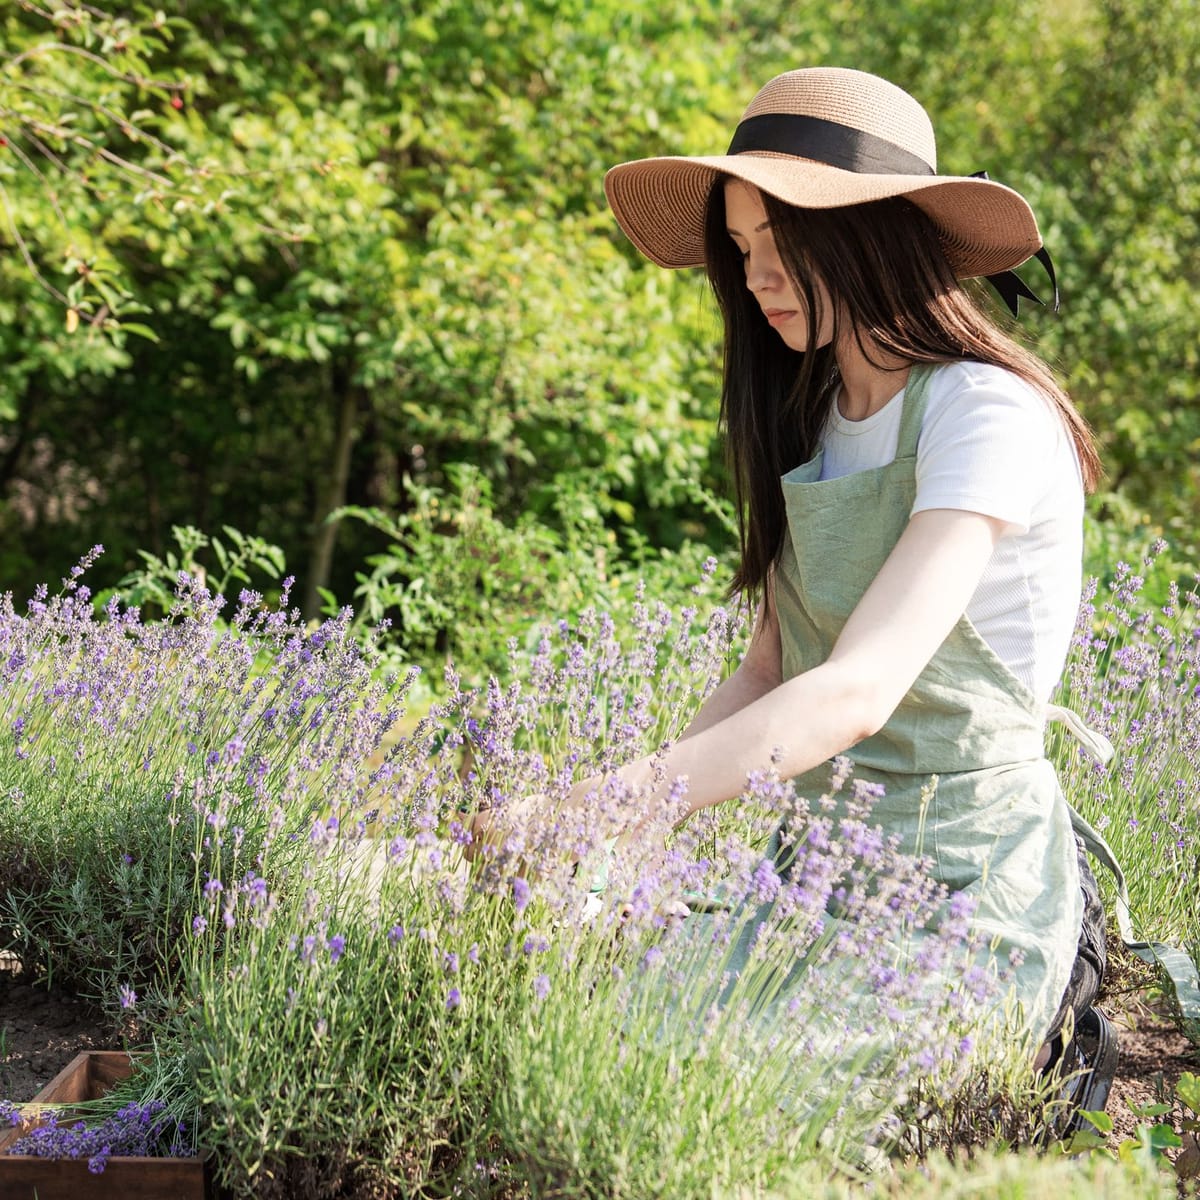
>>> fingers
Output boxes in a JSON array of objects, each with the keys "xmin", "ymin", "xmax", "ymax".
[
  {"xmin": 463, "ymin": 791, "xmax": 549, "ymax": 863},
  {"xmin": 617, "ymin": 895, "xmax": 690, "ymax": 924}
]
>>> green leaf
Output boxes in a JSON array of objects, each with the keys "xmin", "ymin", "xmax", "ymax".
[
  {"xmin": 1061, "ymin": 1128, "xmax": 1110, "ymax": 1155},
  {"xmin": 1126, "ymin": 1100, "xmax": 1173, "ymax": 1119},
  {"xmin": 116, "ymin": 323, "xmax": 160, "ymax": 342},
  {"xmin": 1145, "ymin": 1124, "xmax": 1183, "ymax": 1154},
  {"xmin": 1078, "ymin": 1109, "xmax": 1114, "ymax": 1134},
  {"xmin": 1177, "ymin": 1072, "xmax": 1200, "ymax": 1113}
]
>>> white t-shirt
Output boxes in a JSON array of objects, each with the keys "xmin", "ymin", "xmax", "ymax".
[{"xmin": 819, "ymin": 360, "xmax": 1083, "ymax": 703}]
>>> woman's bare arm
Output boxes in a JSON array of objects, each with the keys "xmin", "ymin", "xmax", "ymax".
[{"xmin": 590, "ymin": 506, "xmax": 1006, "ymax": 822}]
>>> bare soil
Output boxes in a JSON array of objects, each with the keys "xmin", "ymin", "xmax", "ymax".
[
  {"xmin": 0, "ymin": 958, "xmax": 112, "ymax": 1102},
  {"xmin": 1105, "ymin": 995, "xmax": 1199, "ymax": 1146}
]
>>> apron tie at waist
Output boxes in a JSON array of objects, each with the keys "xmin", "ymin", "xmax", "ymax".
[{"xmin": 1045, "ymin": 702, "xmax": 1115, "ymax": 765}]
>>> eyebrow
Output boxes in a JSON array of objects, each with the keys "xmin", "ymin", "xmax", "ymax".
[{"xmin": 726, "ymin": 220, "xmax": 773, "ymax": 237}]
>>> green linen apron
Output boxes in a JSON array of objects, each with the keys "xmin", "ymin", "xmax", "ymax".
[{"xmin": 770, "ymin": 364, "xmax": 1082, "ymax": 1041}]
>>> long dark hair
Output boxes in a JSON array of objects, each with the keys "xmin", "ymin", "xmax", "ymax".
[{"xmin": 703, "ymin": 184, "xmax": 1101, "ymax": 601}]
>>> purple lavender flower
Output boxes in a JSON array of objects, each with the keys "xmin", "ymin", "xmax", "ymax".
[
  {"xmin": 7, "ymin": 1097, "xmax": 190, "ymax": 1170},
  {"xmin": 445, "ymin": 988, "xmax": 462, "ymax": 1012},
  {"xmin": 640, "ymin": 945, "xmax": 664, "ymax": 972},
  {"xmin": 749, "ymin": 857, "xmax": 781, "ymax": 904}
]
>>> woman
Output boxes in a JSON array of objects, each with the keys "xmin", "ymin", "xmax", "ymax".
[{"xmin": 481, "ymin": 66, "xmax": 1113, "ymax": 1103}]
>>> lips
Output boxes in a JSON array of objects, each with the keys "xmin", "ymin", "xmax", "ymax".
[{"xmin": 763, "ymin": 309, "xmax": 797, "ymax": 327}]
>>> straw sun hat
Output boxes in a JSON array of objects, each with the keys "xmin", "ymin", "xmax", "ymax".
[{"xmin": 604, "ymin": 67, "xmax": 1046, "ymax": 287}]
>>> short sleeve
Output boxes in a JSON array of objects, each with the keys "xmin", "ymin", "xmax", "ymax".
[{"xmin": 913, "ymin": 363, "xmax": 1068, "ymax": 534}]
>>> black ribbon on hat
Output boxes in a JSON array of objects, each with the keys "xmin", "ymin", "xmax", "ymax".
[
  {"xmin": 981, "ymin": 245, "xmax": 1059, "ymax": 318},
  {"xmin": 970, "ymin": 171, "xmax": 1060, "ymax": 318},
  {"xmin": 724, "ymin": 117, "xmax": 1059, "ymax": 319},
  {"xmin": 727, "ymin": 112, "xmax": 936, "ymax": 175}
]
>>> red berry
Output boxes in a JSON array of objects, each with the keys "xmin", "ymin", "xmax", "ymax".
[{"xmin": 170, "ymin": 96, "xmax": 184, "ymax": 110}]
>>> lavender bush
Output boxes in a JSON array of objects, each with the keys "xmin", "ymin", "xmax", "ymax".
[
  {"xmin": 0, "ymin": 548, "xmax": 406, "ymax": 1011},
  {"xmin": 7, "ymin": 541, "xmax": 1193, "ymax": 1197},
  {"xmin": 186, "ymin": 765, "xmax": 1001, "ymax": 1197}
]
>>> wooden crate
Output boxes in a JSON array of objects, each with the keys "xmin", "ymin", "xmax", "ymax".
[{"xmin": 0, "ymin": 1050, "xmax": 212, "ymax": 1199}]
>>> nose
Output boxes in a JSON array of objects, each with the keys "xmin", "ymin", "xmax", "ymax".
[{"xmin": 744, "ymin": 249, "xmax": 782, "ymax": 295}]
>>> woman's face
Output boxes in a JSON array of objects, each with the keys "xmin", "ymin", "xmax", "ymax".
[{"xmin": 723, "ymin": 179, "xmax": 834, "ymax": 353}]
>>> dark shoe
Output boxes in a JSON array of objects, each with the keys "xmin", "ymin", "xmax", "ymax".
[
  {"xmin": 1045, "ymin": 1006, "xmax": 1119, "ymax": 1138},
  {"xmin": 1067, "ymin": 1006, "xmax": 1119, "ymax": 1129}
]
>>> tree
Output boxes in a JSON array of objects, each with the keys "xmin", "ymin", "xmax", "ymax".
[{"xmin": 2, "ymin": 0, "xmax": 1198, "ymax": 625}]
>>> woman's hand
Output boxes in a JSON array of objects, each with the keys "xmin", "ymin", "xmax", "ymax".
[
  {"xmin": 465, "ymin": 595, "xmax": 782, "ymax": 873},
  {"xmin": 463, "ymin": 791, "xmax": 549, "ymax": 865}
]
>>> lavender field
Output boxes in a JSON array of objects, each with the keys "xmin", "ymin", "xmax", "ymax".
[{"xmin": 0, "ymin": 545, "xmax": 1197, "ymax": 1197}]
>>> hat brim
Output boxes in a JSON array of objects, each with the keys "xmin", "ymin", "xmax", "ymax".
[{"xmin": 603, "ymin": 154, "xmax": 1042, "ymax": 280}]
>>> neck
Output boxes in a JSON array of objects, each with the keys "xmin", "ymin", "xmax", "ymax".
[{"xmin": 835, "ymin": 336, "xmax": 913, "ymax": 421}]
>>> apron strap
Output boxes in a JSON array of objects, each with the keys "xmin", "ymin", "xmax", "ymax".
[
  {"xmin": 1050, "ymin": 706, "xmax": 1200, "ymax": 1035},
  {"xmin": 895, "ymin": 364, "xmax": 934, "ymax": 459}
]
